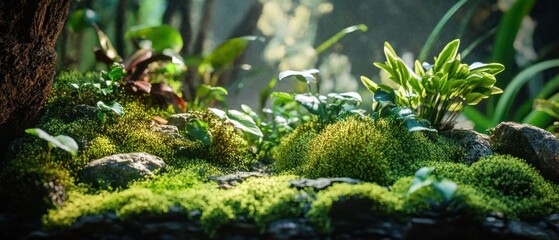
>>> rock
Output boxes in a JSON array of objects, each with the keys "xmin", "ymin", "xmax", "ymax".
[
  {"xmin": 79, "ymin": 152, "xmax": 166, "ymax": 188},
  {"xmin": 266, "ymin": 219, "xmax": 318, "ymax": 239},
  {"xmin": 491, "ymin": 122, "xmax": 559, "ymax": 182},
  {"xmin": 153, "ymin": 124, "xmax": 185, "ymax": 140},
  {"xmin": 69, "ymin": 104, "xmax": 98, "ymax": 120},
  {"xmin": 208, "ymin": 172, "xmax": 265, "ymax": 189},
  {"xmin": 441, "ymin": 128, "xmax": 493, "ymax": 165},
  {"xmin": 167, "ymin": 113, "xmax": 195, "ymax": 130},
  {"xmin": 289, "ymin": 177, "xmax": 362, "ymax": 191}
]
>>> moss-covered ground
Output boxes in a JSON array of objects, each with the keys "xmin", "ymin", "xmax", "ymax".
[{"xmin": 1, "ymin": 71, "xmax": 558, "ymax": 237}]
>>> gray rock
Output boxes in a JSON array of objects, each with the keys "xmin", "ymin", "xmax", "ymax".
[
  {"xmin": 79, "ymin": 152, "xmax": 166, "ymax": 188},
  {"xmin": 491, "ymin": 122, "xmax": 559, "ymax": 182},
  {"xmin": 70, "ymin": 104, "xmax": 98, "ymax": 120},
  {"xmin": 441, "ymin": 128, "xmax": 493, "ymax": 165},
  {"xmin": 153, "ymin": 124, "xmax": 185, "ymax": 140},
  {"xmin": 289, "ymin": 177, "xmax": 362, "ymax": 191},
  {"xmin": 208, "ymin": 172, "xmax": 265, "ymax": 189},
  {"xmin": 166, "ymin": 113, "xmax": 194, "ymax": 131}
]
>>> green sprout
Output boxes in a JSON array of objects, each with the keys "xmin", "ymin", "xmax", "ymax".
[{"xmin": 25, "ymin": 128, "xmax": 79, "ymax": 157}]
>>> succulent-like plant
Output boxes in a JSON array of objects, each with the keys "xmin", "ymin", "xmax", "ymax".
[{"xmin": 361, "ymin": 39, "xmax": 505, "ymax": 130}]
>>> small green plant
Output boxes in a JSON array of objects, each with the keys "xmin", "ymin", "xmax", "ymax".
[
  {"xmin": 367, "ymin": 88, "xmax": 435, "ymax": 132},
  {"xmin": 96, "ymin": 101, "xmax": 124, "ymax": 124},
  {"xmin": 361, "ymin": 39, "xmax": 504, "ymax": 130},
  {"xmin": 185, "ymin": 118, "xmax": 212, "ymax": 145},
  {"xmin": 208, "ymin": 108, "xmax": 263, "ymax": 138},
  {"xmin": 278, "ymin": 69, "xmax": 365, "ymax": 125},
  {"xmin": 407, "ymin": 167, "xmax": 457, "ymax": 202},
  {"xmin": 25, "ymin": 128, "xmax": 79, "ymax": 157}
]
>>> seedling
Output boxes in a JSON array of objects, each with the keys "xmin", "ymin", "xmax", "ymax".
[{"xmin": 25, "ymin": 128, "xmax": 79, "ymax": 157}]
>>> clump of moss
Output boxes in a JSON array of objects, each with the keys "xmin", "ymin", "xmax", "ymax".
[
  {"xmin": 178, "ymin": 110, "xmax": 256, "ymax": 170},
  {"xmin": 302, "ymin": 117, "xmax": 391, "ymax": 183},
  {"xmin": 390, "ymin": 176, "xmax": 508, "ymax": 220},
  {"xmin": 44, "ymin": 174, "xmax": 304, "ymax": 237},
  {"xmin": 80, "ymin": 136, "xmax": 117, "ymax": 160},
  {"xmin": 273, "ymin": 121, "xmax": 321, "ymax": 173},
  {"xmin": 0, "ymin": 139, "xmax": 75, "ymax": 218},
  {"xmin": 306, "ymin": 182, "xmax": 402, "ymax": 232},
  {"xmin": 466, "ymin": 155, "xmax": 559, "ymax": 218},
  {"xmin": 422, "ymin": 160, "xmax": 470, "ymax": 183},
  {"xmin": 297, "ymin": 117, "xmax": 461, "ymax": 185}
]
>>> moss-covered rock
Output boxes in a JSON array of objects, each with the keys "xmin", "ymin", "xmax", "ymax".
[
  {"xmin": 466, "ymin": 155, "xmax": 559, "ymax": 218},
  {"xmin": 306, "ymin": 182, "xmax": 402, "ymax": 232}
]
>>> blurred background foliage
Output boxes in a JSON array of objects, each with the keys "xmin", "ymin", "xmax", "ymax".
[{"xmin": 56, "ymin": 0, "xmax": 559, "ymax": 132}]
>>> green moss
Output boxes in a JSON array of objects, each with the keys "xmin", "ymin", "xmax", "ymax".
[
  {"xmin": 0, "ymin": 141, "xmax": 75, "ymax": 218},
  {"xmin": 306, "ymin": 182, "xmax": 402, "ymax": 232},
  {"xmin": 466, "ymin": 155, "xmax": 559, "ymax": 218},
  {"xmin": 179, "ymin": 110, "xmax": 256, "ymax": 170},
  {"xmin": 274, "ymin": 121, "xmax": 321, "ymax": 173},
  {"xmin": 80, "ymin": 136, "xmax": 117, "ymax": 160},
  {"xmin": 390, "ymin": 176, "xmax": 507, "ymax": 220},
  {"xmin": 422, "ymin": 160, "xmax": 470, "ymax": 183},
  {"xmin": 299, "ymin": 117, "xmax": 461, "ymax": 185},
  {"xmin": 43, "ymin": 175, "xmax": 304, "ymax": 237}
]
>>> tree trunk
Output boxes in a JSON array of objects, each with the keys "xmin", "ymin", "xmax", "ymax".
[{"xmin": 0, "ymin": 0, "xmax": 72, "ymax": 161}]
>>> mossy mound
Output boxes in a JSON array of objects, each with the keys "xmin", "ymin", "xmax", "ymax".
[
  {"xmin": 465, "ymin": 155, "xmax": 559, "ymax": 218},
  {"xmin": 176, "ymin": 110, "xmax": 257, "ymax": 170},
  {"xmin": 273, "ymin": 121, "xmax": 321, "ymax": 173},
  {"xmin": 287, "ymin": 117, "xmax": 462, "ymax": 185},
  {"xmin": 306, "ymin": 182, "xmax": 403, "ymax": 232}
]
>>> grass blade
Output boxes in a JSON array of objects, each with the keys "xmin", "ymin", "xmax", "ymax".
[{"xmin": 418, "ymin": 0, "xmax": 468, "ymax": 62}]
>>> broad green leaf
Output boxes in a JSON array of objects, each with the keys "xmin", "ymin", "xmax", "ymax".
[
  {"xmin": 25, "ymin": 128, "xmax": 78, "ymax": 156},
  {"xmin": 67, "ymin": 8, "xmax": 98, "ymax": 32},
  {"xmin": 209, "ymin": 108, "xmax": 227, "ymax": 119},
  {"xmin": 270, "ymin": 92, "xmax": 294, "ymax": 105},
  {"xmin": 108, "ymin": 64, "xmax": 126, "ymax": 81},
  {"xmin": 414, "ymin": 166, "xmax": 434, "ymax": 180},
  {"xmin": 294, "ymin": 94, "xmax": 322, "ymax": 115},
  {"xmin": 373, "ymin": 89, "xmax": 396, "ymax": 104},
  {"xmin": 360, "ymin": 76, "xmax": 379, "ymax": 93},
  {"xmin": 226, "ymin": 110, "xmax": 263, "ymax": 137},
  {"xmin": 126, "ymin": 25, "xmax": 183, "ymax": 53},
  {"xmin": 469, "ymin": 62, "xmax": 505, "ymax": 75},
  {"xmin": 279, "ymin": 69, "xmax": 320, "ymax": 83},
  {"xmin": 199, "ymin": 36, "xmax": 261, "ymax": 74},
  {"xmin": 465, "ymin": 92, "xmax": 485, "ymax": 105},
  {"xmin": 185, "ymin": 119, "xmax": 212, "ymax": 145},
  {"xmin": 491, "ymin": 86, "xmax": 503, "ymax": 95},
  {"xmin": 328, "ymin": 92, "xmax": 362, "ymax": 105},
  {"xmin": 434, "ymin": 39, "xmax": 460, "ymax": 72},
  {"xmin": 433, "ymin": 180, "xmax": 457, "ymax": 201},
  {"xmin": 414, "ymin": 60, "xmax": 426, "ymax": 76},
  {"xmin": 405, "ymin": 118, "xmax": 436, "ymax": 132},
  {"xmin": 96, "ymin": 101, "xmax": 124, "ymax": 116}
]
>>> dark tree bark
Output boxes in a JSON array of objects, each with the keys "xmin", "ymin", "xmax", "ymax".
[{"xmin": 0, "ymin": 0, "xmax": 72, "ymax": 161}]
